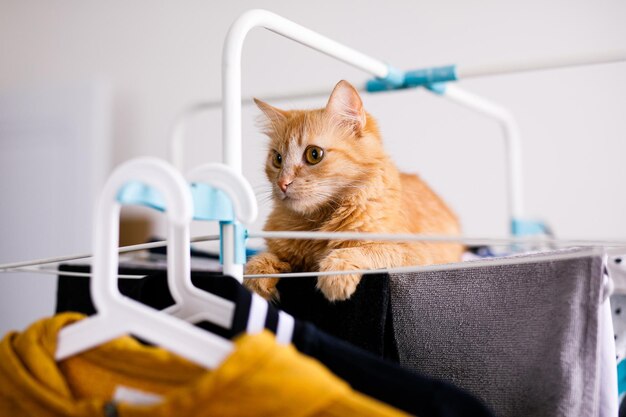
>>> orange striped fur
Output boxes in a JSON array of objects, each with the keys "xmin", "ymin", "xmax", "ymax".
[{"xmin": 244, "ymin": 80, "xmax": 462, "ymax": 302}]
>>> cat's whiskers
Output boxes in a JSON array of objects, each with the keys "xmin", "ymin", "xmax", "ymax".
[
  {"xmin": 247, "ymin": 80, "xmax": 461, "ymax": 303},
  {"xmin": 254, "ymin": 185, "xmax": 277, "ymax": 205}
]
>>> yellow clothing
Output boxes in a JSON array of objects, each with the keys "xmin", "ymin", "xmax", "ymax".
[{"xmin": 0, "ymin": 313, "xmax": 408, "ymax": 417}]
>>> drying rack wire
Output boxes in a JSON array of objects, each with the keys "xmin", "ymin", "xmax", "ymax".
[
  {"xmin": 1, "ymin": 231, "xmax": 624, "ymax": 279},
  {"xmin": 11, "ymin": 267, "xmax": 147, "ymax": 279}
]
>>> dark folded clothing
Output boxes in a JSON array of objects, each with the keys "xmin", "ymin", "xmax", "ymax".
[
  {"xmin": 294, "ymin": 320, "xmax": 494, "ymax": 417},
  {"xmin": 276, "ymin": 274, "xmax": 399, "ymax": 361},
  {"xmin": 57, "ymin": 264, "xmax": 280, "ymax": 339},
  {"xmin": 57, "ymin": 264, "xmax": 493, "ymax": 417}
]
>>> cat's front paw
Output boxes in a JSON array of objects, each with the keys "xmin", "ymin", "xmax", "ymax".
[
  {"xmin": 316, "ymin": 274, "xmax": 362, "ymax": 302},
  {"xmin": 244, "ymin": 277, "xmax": 281, "ymax": 302},
  {"xmin": 316, "ymin": 251, "xmax": 362, "ymax": 302},
  {"xmin": 243, "ymin": 253, "xmax": 291, "ymax": 302}
]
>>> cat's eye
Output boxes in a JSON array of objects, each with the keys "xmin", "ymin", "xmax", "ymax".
[
  {"xmin": 272, "ymin": 152, "xmax": 283, "ymax": 168},
  {"xmin": 304, "ymin": 146, "xmax": 324, "ymax": 165}
]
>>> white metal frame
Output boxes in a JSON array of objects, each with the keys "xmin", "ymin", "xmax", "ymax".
[
  {"xmin": 220, "ymin": 9, "xmax": 398, "ymax": 279},
  {"xmin": 222, "ymin": 9, "xmax": 392, "ymax": 173},
  {"xmin": 171, "ymin": 9, "xmax": 529, "ymax": 251},
  {"xmin": 458, "ymin": 51, "xmax": 626, "ymax": 80},
  {"xmin": 208, "ymin": 9, "xmax": 624, "ymax": 272},
  {"xmin": 442, "ymin": 85, "xmax": 524, "ymax": 223}
]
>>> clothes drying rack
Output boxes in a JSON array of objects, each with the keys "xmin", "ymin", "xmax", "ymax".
[
  {"xmin": 1, "ymin": 8, "xmax": 626, "ymax": 286},
  {"xmin": 1, "ymin": 9, "xmax": 625, "ymax": 414}
]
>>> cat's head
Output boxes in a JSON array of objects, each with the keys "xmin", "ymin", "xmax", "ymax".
[{"xmin": 255, "ymin": 80, "xmax": 384, "ymax": 215}]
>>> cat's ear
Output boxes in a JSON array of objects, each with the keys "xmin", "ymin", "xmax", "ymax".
[
  {"xmin": 254, "ymin": 98, "xmax": 288, "ymax": 126},
  {"xmin": 325, "ymin": 80, "xmax": 366, "ymax": 133}
]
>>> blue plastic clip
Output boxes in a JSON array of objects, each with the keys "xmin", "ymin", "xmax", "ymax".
[
  {"xmin": 117, "ymin": 181, "xmax": 235, "ymax": 222},
  {"xmin": 365, "ymin": 65, "xmax": 458, "ymax": 93},
  {"xmin": 404, "ymin": 65, "xmax": 457, "ymax": 88},
  {"xmin": 365, "ymin": 65, "xmax": 405, "ymax": 92},
  {"xmin": 380, "ymin": 66, "xmax": 405, "ymax": 87},
  {"xmin": 424, "ymin": 82, "xmax": 448, "ymax": 95},
  {"xmin": 189, "ymin": 183, "xmax": 235, "ymax": 222},
  {"xmin": 366, "ymin": 78, "xmax": 400, "ymax": 92},
  {"xmin": 511, "ymin": 218, "xmax": 547, "ymax": 236},
  {"xmin": 219, "ymin": 221, "xmax": 247, "ymax": 265},
  {"xmin": 618, "ymin": 359, "xmax": 626, "ymax": 396},
  {"xmin": 117, "ymin": 181, "xmax": 167, "ymax": 211},
  {"xmin": 118, "ymin": 180, "xmax": 248, "ymax": 265}
]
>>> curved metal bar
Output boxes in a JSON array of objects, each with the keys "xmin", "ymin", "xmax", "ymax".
[{"xmin": 222, "ymin": 9, "xmax": 394, "ymax": 173}]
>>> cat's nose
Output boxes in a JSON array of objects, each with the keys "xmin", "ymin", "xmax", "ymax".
[{"xmin": 278, "ymin": 179, "xmax": 293, "ymax": 193}]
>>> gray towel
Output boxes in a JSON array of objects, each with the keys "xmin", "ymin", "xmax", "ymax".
[{"xmin": 389, "ymin": 248, "xmax": 607, "ymax": 417}]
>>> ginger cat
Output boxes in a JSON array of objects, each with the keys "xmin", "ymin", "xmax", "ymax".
[{"xmin": 244, "ymin": 80, "xmax": 462, "ymax": 302}]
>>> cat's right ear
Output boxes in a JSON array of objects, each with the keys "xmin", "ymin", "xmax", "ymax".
[
  {"xmin": 325, "ymin": 80, "xmax": 366, "ymax": 134},
  {"xmin": 254, "ymin": 98, "xmax": 288, "ymax": 126}
]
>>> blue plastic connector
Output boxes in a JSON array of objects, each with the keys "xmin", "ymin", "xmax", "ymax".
[
  {"xmin": 246, "ymin": 247, "xmax": 260, "ymax": 258},
  {"xmin": 366, "ymin": 65, "xmax": 405, "ymax": 92},
  {"xmin": 118, "ymin": 180, "xmax": 248, "ymax": 266},
  {"xmin": 189, "ymin": 183, "xmax": 235, "ymax": 221},
  {"xmin": 117, "ymin": 181, "xmax": 167, "ymax": 211},
  {"xmin": 365, "ymin": 65, "xmax": 458, "ymax": 93},
  {"xmin": 404, "ymin": 65, "xmax": 457, "ymax": 88},
  {"xmin": 380, "ymin": 66, "xmax": 405, "ymax": 87},
  {"xmin": 425, "ymin": 82, "xmax": 448, "ymax": 95},
  {"xmin": 365, "ymin": 78, "xmax": 396, "ymax": 92},
  {"xmin": 219, "ymin": 221, "xmax": 247, "ymax": 265},
  {"xmin": 511, "ymin": 218, "xmax": 547, "ymax": 236},
  {"xmin": 117, "ymin": 181, "xmax": 235, "ymax": 222},
  {"xmin": 618, "ymin": 359, "xmax": 626, "ymax": 396}
]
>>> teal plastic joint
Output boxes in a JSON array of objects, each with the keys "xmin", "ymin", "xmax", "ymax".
[
  {"xmin": 366, "ymin": 78, "xmax": 399, "ymax": 92},
  {"xmin": 117, "ymin": 181, "xmax": 235, "ymax": 222},
  {"xmin": 117, "ymin": 181, "xmax": 167, "ymax": 211},
  {"xmin": 366, "ymin": 65, "xmax": 405, "ymax": 92},
  {"xmin": 404, "ymin": 65, "xmax": 457, "ymax": 88},
  {"xmin": 380, "ymin": 66, "xmax": 405, "ymax": 87},
  {"xmin": 365, "ymin": 65, "xmax": 458, "ymax": 93},
  {"xmin": 425, "ymin": 82, "xmax": 448, "ymax": 95},
  {"xmin": 618, "ymin": 359, "xmax": 626, "ymax": 396},
  {"xmin": 219, "ymin": 221, "xmax": 247, "ymax": 265},
  {"xmin": 118, "ymin": 181, "xmax": 247, "ymax": 264},
  {"xmin": 511, "ymin": 218, "xmax": 547, "ymax": 236},
  {"xmin": 189, "ymin": 183, "xmax": 235, "ymax": 221}
]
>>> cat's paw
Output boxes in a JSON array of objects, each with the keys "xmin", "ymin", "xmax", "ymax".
[
  {"xmin": 244, "ymin": 277, "xmax": 281, "ymax": 302},
  {"xmin": 316, "ymin": 274, "xmax": 362, "ymax": 302},
  {"xmin": 316, "ymin": 251, "xmax": 362, "ymax": 302},
  {"xmin": 243, "ymin": 253, "xmax": 291, "ymax": 302}
]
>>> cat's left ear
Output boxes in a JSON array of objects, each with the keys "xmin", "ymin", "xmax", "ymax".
[
  {"xmin": 254, "ymin": 98, "xmax": 288, "ymax": 125},
  {"xmin": 325, "ymin": 80, "xmax": 366, "ymax": 133}
]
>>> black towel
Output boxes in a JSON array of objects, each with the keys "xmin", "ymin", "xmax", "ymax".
[{"xmin": 275, "ymin": 274, "xmax": 399, "ymax": 361}]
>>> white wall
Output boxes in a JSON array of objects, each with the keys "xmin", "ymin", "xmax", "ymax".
[
  {"xmin": 0, "ymin": 83, "xmax": 111, "ymax": 334},
  {"xmin": 0, "ymin": 1, "xmax": 625, "ymax": 329}
]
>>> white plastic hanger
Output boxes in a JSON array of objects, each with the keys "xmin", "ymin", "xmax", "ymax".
[
  {"xmin": 162, "ymin": 163, "xmax": 256, "ymax": 325},
  {"xmin": 186, "ymin": 162, "xmax": 257, "ymax": 229},
  {"xmin": 184, "ymin": 163, "xmax": 294, "ymax": 342},
  {"xmin": 55, "ymin": 157, "xmax": 233, "ymax": 369}
]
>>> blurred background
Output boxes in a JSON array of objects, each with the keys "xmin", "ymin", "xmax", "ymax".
[{"xmin": 1, "ymin": 0, "xmax": 625, "ymax": 334}]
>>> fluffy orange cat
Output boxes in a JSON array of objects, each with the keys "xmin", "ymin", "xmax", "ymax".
[{"xmin": 244, "ymin": 80, "xmax": 462, "ymax": 302}]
